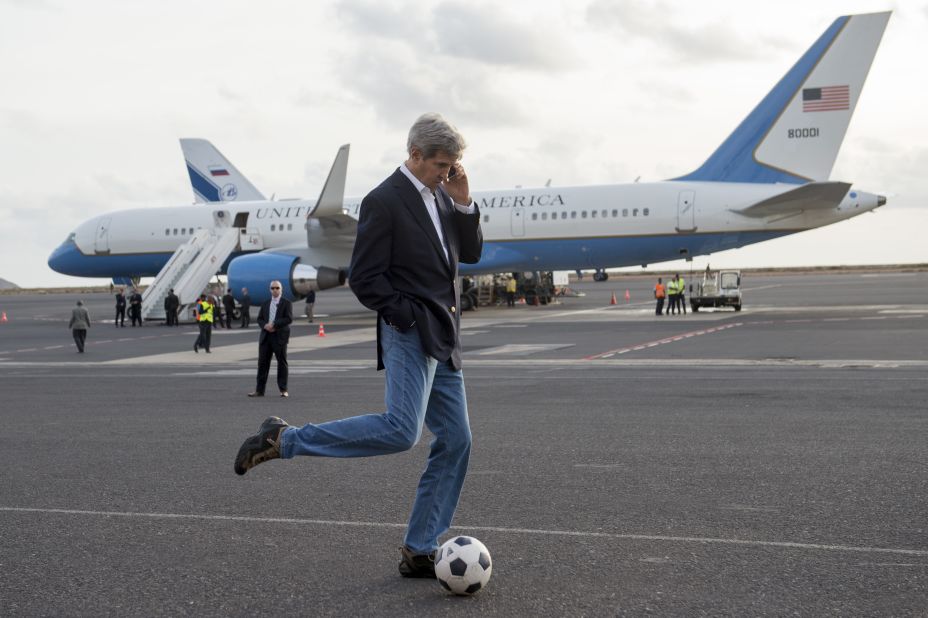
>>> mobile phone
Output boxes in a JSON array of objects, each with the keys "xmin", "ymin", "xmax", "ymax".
[{"xmin": 447, "ymin": 166, "xmax": 457, "ymax": 180}]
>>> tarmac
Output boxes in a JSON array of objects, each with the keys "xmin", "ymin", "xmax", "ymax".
[{"xmin": 1, "ymin": 271, "xmax": 926, "ymax": 616}]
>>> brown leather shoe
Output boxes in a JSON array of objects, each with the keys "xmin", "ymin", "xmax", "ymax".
[{"xmin": 398, "ymin": 545, "xmax": 437, "ymax": 578}]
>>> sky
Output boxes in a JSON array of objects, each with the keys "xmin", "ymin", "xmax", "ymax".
[{"xmin": 1, "ymin": 0, "xmax": 926, "ymax": 287}]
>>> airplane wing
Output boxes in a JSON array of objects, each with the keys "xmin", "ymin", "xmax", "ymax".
[
  {"xmin": 304, "ymin": 144, "xmax": 356, "ymax": 266},
  {"xmin": 734, "ymin": 181, "xmax": 852, "ymax": 218}
]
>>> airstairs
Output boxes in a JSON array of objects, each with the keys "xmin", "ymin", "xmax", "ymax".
[{"xmin": 141, "ymin": 227, "xmax": 242, "ymax": 320}]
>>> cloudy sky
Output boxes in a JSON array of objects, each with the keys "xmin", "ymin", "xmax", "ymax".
[{"xmin": 1, "ymin": 0, "xmax": 925, "ymax": 287}]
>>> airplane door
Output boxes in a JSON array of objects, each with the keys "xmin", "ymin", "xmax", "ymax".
[
  {"xmin": 94, "ymin": 217, "xmax": 111, "ymax": 254},
  {"xmin": 511, "ymin": 207, "xmax": 525, "ymax": 237},
  {"xmin": 676, "ymin": 191, "xmax": 697, "ymax": 232}
]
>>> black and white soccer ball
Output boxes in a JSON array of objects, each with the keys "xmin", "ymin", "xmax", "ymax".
[{"xmin": 435, "ymin": 536, "xmax": 492, "ymax": 595}]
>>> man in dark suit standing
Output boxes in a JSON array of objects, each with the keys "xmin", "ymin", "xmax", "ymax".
[
  {"xmin": 164, "ymin": 288, "xmax": 180, "ymax": 326},
  {"xmin": 234, "ymin": 113, "xmax": 482, "ymax": 579},
  {"xmin": 114, "ymin": 289, "xmax": 126, "ymax": 327},
  {"xmin": 128, "ymin": 288, "xmax": 143, "ymax": 326},
  {"xmin": 222, "ymin": 288, "xmax": 236, "ymax": 329},
  {"xmin": 239, "ymin": 287, "xmax": 251, "ymax": 328},
  {"xmin": 248, "ymin": 280, "xmax": 293, "ymax": 397}
]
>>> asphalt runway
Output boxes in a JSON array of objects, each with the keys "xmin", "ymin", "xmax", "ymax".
[{"xmin": 1, "ymin": 271, "xmax": 927, "ymax": 615}]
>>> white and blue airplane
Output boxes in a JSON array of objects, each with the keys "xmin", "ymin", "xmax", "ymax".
[{"xmin": 49, "ymin": 12, "xmax": 890, "ymax": 305}]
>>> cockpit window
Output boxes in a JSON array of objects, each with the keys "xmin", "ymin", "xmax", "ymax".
[{"xmin": 67, "ymin": 233, "xmax": 76, "ymax": 241}]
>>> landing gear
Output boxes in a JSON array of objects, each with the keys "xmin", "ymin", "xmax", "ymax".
[{"xmin": 592, "ymin": 269, "xmax": 609, "ymax": 282}]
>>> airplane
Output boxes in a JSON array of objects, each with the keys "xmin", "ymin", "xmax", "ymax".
[{"xmin": 49, "ymin": 12, "xmax": 890, "ymax": 307}]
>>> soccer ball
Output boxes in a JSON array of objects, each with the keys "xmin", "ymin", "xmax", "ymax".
[{"xmin": 435, "ymin": 536, "xmax": 492, "ymax": 595}]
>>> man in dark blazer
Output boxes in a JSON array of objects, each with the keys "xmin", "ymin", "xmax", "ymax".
[
  {"xmin": 114, "ymin": 289, "xmax": 126, "ymax": 327},
  {"xmin": 222, "ymin": 288, "xmax": 236, "ymax": 329},
  {"xmin": 234, "ymin": 113, "xmax": 482, "ymax": 579},
  {"xmin": 248, "ymin": 280, "xmax": 293, "ymax": 397},
  {"xmin": 239, "ymin": 287, "xmax": 251, "ymax": 328},
  {"xmin": 164, "ymin": 288, "xmax": 179, "ymax": 326}
]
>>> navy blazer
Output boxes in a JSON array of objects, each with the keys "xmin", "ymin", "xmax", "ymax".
[
  {"xmin": 349, "ymin": 168, "xmax": 483, "ymax": 370},
  {"xmin": 256, "ymin": 297, "xmax": 293, "ymax": 345}
]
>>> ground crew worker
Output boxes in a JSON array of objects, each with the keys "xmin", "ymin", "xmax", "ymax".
[
  {"xmin": 506, "ymin": 276, "xmax": 517, "ymax": 307},
  {"xmin": 677, "ymin": 274, "xmax": 687, "ymax": 315},
  {"xmin": 666, "ymin": 275, "xmax": 678, "ymax": 314},
  {"xmin": 193, "ymin": 294, "xmax": 213, "ymax": 353},
  {"xmin": 654, "ymin": 277, "xmax": 666, "ymax": 315},
  {"xmin": 305, "ymin": 289, "xmax": 316, "ymax": 323}
]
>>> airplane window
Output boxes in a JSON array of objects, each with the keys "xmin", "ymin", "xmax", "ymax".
[
  {"xmin": 531, "ymin": 213, "xmax": 537, "ymax": 220},
  {"xmin": 165, "ymin": 229, "xmax": 170, "ymax": 236},
  {"xmin": 561, "ymin": 212, "xmax": 567, "ymax": 219},
  {"xmin": 581, "ymin": 211, "xmax": 587, "ymax": 218},
  {"xmin": 612, "ymin": 209, "xmax": 618, "ymax": 217},
  {"xmin": 633, "ymin": 208, "xmax": 639, "ymax": 216},
  {"xmin": 189, "ymin": 228, "xmax": 194, "ymax": 234},
  {"xmin": 571, "ymin": 212, "xmax": 577, "ymax": 219},
  {"xmin": 483, "ymin": 215, "xmax": 489, "ymax": 222},
  {"xmin": 271, "ymin": 224, "xmax": 276, "ymax": 231},
  {"xmin": 591, "ymin": 210, "xmax": 597, "ymax": 218},
  {"xmin": 643, "ymin": 208, "xmax": 649, "ymax": 216},
  {"xmin": 173, "ymin": 228, "xmax": 178, "ymax": 235},
  {"xmin": 622, "ymin": 209, "xmax": 628, "ymax": 217},
  {"xmin": 541, "ymin": 212, "xmax": 547, "ymax": 221},
  {"xmin": 602, "ymin": 210, "xmax": 607, "ymax": 218},
  {"xmin": 181, "ymin": 229, "xmax": 186, "ymax": 235}
]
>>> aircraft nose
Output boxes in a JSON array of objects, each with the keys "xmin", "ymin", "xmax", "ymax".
[
  {"xmin": 877, "ymin": 195, "xmax": 887, "ymax": 207},
  {"xmin": 47, "ymin": 239, "xmax": 81, "ymax": 275}
]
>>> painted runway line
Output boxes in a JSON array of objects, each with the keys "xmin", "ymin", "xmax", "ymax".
[
  {"xmin": 585, "ymin": 323, "xmax": 744, "ymax": 359},
  {"xmin": 2, "ymin": 506, "xmax": 925, "ymax": 558}
]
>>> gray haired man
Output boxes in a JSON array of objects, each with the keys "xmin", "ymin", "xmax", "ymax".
[
  {"xmin": 235, "ymin": 113, "xmax": 483, "ymax": 578},
  {"xmin": 68, "ymin": 300, "xmax": 91, "ymax": 353}
]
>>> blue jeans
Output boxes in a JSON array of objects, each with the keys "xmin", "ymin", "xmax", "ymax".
[{"xmin": 279, "ymin": 319, "xmax": 472, "ymax": 554}]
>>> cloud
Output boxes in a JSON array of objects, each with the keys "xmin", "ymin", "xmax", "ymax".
[
  {"xmin": 334, "ymin": 0, "xmax": 575, "ymax": 70},
  {"xmin": 585, "ymin": 0, "xmax": 778, "ymax": 63},
  {"xmin": 432, "ymin": 3, "xmax": 575, "ymax": 70},
  {"xmin": 328, "ymin": 40, "xmax": 526, "ymax": 128},
  {"xmin": 0, "ymin": 0, "xmax": 57, "ymax": 10},
  {"xmin": 217, "ymin": 85, "xmax": 246, "ymax": 103}
]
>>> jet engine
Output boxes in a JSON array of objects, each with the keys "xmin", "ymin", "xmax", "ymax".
[{"xmin": 226, "ymin": 252, "xmax": 346, "ymax": 304}]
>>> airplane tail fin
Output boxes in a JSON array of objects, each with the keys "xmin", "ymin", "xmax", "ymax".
[
  {"xmin": 676, "ymin": 12, "xmax": 890, "ymax": 184},
  {"xmin": 180, "ymin": 138, "xmax": 266, "ymax": 203}
]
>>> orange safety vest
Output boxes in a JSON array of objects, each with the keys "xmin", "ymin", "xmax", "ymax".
[{"xmin": 654, "ymin": 283, "xmax": 665, "ymax": 299}]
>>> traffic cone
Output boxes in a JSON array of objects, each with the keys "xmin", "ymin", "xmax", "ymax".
[
  {"xmin": 317, "ymin": 323, "xmax": 326, "ymax": 337},
  {"xmin": 625, "ymin": 289, "xmax": 631, "ymax": 302},
  {"xmin": 610, "ymin": 292, "xmax": 617, "ymax": 305},
  {"xmin": 1, "ymin": 311, "xmax": 7, "ymax": 322}
]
